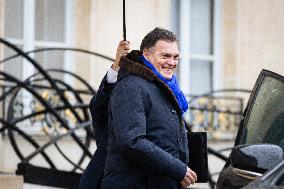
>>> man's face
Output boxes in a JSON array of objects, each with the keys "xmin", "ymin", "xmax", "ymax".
[{"xmin": 143, "ymin": 40, "xmax": 179, "ymax": 80}]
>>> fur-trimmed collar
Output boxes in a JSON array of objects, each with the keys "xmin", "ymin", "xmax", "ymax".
[
  {"xmin": 119, "ymin": 50, "xmax": 156, "ymax": 81},
  {"xmin": 118, "ymin": 50, "xmax": 183, "ymax": 120}
]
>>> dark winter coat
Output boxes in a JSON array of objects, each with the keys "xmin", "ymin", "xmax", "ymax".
[
  {"xmin": 77, "ymin": 76, "xmax": 115, "ymax": 189},
  {"xmin": 101, "ymin": 50, "xmax": 189, "ymax": 189}
]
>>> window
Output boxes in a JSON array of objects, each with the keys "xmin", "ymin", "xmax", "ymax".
[
  {"xmin": 177, "ymin": 0, "xmax": 222, "ymax": 95},
  {"xmin": 3, "ymin": 0, "xmax": 74, "ymax": 80},
  {"xmin": 4, "ymin": 0, "xmax": 24, "ymax": 79},
  {"xmin": 3, "ymin": 0, "xmax": 75, "ymax": 134},
  {"xmin": 241, "ymin": 75, "xmax": 284, "ymax": 150}
]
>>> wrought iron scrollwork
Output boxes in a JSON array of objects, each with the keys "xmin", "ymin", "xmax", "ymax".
[{"xmin": 0, "ymin": 37, "xmax": 114, "ymax": 187}]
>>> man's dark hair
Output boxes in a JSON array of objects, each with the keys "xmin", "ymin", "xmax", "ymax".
[{"xmin": 140, "ymin": 27, "xmax": 178, "ymax": 53}]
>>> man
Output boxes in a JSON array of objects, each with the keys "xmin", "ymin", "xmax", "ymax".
[
  {"xmin": 102, "ymin": 27, "xmax": 197, "ymax": 189},
  {"xmin": 77, "ymin": 41, "xmax": 130, "ymax": 189}
]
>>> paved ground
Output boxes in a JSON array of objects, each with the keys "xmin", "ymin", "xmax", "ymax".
[{"xmin": 1, "ymin": 137, "xmax": 234, "ymax": 189}]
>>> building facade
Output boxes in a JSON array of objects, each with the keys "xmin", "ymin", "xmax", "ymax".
[
  {"xmin": 1, "ymin": 0, "xmax": 284, "ymax": 94},
  {"xmin": 0, "ymin": 0, "xmax": 284, "ymax": 173}
]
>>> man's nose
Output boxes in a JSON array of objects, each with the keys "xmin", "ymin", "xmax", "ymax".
[{"xmin": 167, "ymin": 58, "xmax": 176, "ymax": 66}]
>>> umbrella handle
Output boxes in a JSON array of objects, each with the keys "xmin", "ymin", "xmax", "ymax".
[{"xmin": 123, "ymin": 0, "xmax": 126, "ymax": 41}]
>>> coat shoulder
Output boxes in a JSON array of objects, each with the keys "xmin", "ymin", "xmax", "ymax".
[
  {"xmin": 119, "ymin": 74, "xmax": 150, "ymax": 86},
  {"xmin": 113, "ymin": 75, "xmax": 152, "ymax": 94}
]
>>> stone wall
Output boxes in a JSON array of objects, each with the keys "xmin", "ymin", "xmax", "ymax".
[
  {"xmin": 74, "ymin": 0, "xmax": 93, "ymax": 90},
  {"xmin": 0, "ymin": 175, "xmax": 23, "ymax": 189},
  {"xmin": 76, "ymin": 0, "xmax": 171, "ymax": 89},
  {"xmin": 223, "ymin": 0, "xmax": 284, "ymax": 89},
  {"xmin": 237, "ymin": 0, "xmax": 284, "ymax": 89},
  {"xmin": 76, "ymin": 0, "xmax": 284, "ymax": 91},
  {"xmin": 0, "ymin": 0, "xmax": 4, "ymax": 171},
  {"xmin": 222, "ymin": 0, "xmax": 238, "ymax": 89}
]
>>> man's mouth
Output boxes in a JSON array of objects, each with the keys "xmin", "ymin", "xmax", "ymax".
[{"xmin": 162, "ymin": 67, "xmax": 173, "ymax": 72}]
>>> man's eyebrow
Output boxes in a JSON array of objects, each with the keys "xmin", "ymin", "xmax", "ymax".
[
  {"xmin": 173, "ymin": 54, "xmax": 180, "ymax": 58},
  {"xmin": 162, "ymin": 53, "xmax": 172, "ymax": 57},
  {"xmin": 161, "ymin": 53, "xmax": 179, "ymax": 55}
]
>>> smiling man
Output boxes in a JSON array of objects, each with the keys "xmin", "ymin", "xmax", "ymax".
[
  {"xmin": 102, "ymin": 27, "xmax": 197, "ymax": 189},
  {"xmin": 142, "ymin": 38, "xmax": 179, "ymax": 80}
]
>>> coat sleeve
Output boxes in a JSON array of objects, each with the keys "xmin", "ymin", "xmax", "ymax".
[
  {"xmin": 90, "ymin": 75, "xmax": 115, "ymax": 142},
  {"xmin": 110, "ymin": 81, "xmax": 187, "ymax": 181},
  {"xmin": 80, "ymin": 75, "xmax": 114, "ymax": 189}
]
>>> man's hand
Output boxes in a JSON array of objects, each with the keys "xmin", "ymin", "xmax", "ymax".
[
  {"xmin": 180, "ymin": 167, "xmax": 197, "ymax": 188},
  {"xmin": 112, "ymin": 40, "xmax": 130, "ymax": 71}
]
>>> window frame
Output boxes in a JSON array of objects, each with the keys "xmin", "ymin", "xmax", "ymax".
[
  {"xmin": 4, "ymin": 0, "xmax": 75, "ymax": 80},
  {"xmin": 177, "ymin": 0, "xmax": 223, "ymax": 95}
]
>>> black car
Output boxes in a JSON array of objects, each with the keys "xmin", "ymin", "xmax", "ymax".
[{"xmin": 216, "ymin": 70, "xmax": 284, "ymax": 189}]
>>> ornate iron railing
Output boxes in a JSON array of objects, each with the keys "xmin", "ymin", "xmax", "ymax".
[
  {"xmin": 186, "ymin": 89, "xmax": 251, "ymax": 141},
  {"xmin": 0, "ymin": 37, "xmax": 115, "ymax": 187}
]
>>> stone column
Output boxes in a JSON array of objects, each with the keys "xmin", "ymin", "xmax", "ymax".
[
  {"xmin": 0, "ymin": 139, "xmax": 3, "ymax": 171},
  {"xmin": 0, "ymin": 5, "xmax": 24, "ymax": 189},
  {"xmin": 0, "ymin": 0, "xmax": 4, "ymax": 172},
  {"xmin": 0, "ymin": 175, "xmax": 23, "ymax": 189}
]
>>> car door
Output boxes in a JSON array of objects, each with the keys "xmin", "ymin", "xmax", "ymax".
[
  {"xmin": 217, "ymin": 69, "xmax": 284, "ymax": 189},
  {"xmin": 235, "ymin": 69, "xmax": 284, "ymax": 149}
]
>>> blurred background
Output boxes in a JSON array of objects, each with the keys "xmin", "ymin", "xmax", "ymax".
[{"xmin": 0, "ymin": 0, "xmax": 284, "ymax": 188}]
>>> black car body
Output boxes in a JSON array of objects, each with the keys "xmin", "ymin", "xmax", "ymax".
[
  {"xmin": 217, "ymin": 70, "xmax": 284, "ymax": 189},
  {"xmin": 242, "ymin": 160, "xmax": 284, "ymax": 189}
]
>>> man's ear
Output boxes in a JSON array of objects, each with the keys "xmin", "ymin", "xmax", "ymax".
[{"xmin": 143, "ymin": 49, "xmax": 150, "ymax": 59}]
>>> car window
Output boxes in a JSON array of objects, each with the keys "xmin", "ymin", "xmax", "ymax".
[{"xmin": 241, "ymin": 76, "xmax": 284, "ymax": 150}]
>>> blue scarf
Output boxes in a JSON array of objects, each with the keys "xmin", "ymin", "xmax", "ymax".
[{"xmin": 140, "ymin": 55, "xmax": 188, "ymax": 115}]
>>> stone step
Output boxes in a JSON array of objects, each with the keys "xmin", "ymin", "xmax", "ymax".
[
  {"xmin": 0, "ymin": 136, "xmax": 4, "ymax": 170},
  {"xmin": 0, "ymin": 174, "xmax": 23, "ymax": 189}
]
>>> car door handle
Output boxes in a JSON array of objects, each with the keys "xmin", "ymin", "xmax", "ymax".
[{"xmin": 231, "ymin": 167, "xmax": 263, "ymax": 180}]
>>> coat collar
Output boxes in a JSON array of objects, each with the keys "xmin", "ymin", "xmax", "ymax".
[
  {"xmin": 119, "ymin": 50, "xmax": 155, "ymax": 81},
  {"xmin": 118, "ymin": 50, "xmax": 183, "ymax": 120}
]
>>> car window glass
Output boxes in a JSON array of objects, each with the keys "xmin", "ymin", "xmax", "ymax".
[{"xmin": 242, "ymin": 76, "xmax": 284, "ymax": 150}]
